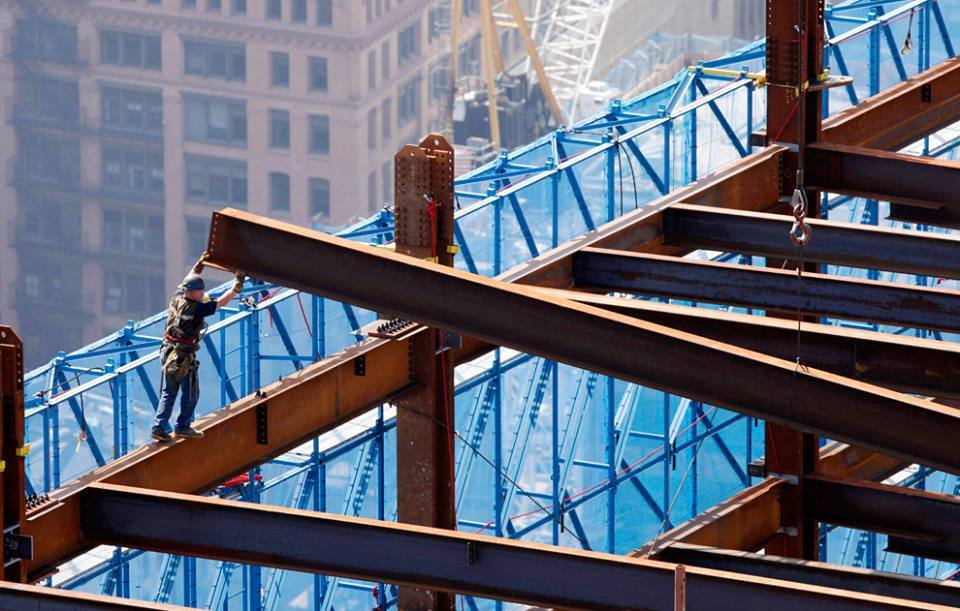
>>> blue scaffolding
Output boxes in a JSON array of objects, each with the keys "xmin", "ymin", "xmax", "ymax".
[{"xmin": 19, "ymin": 1, "xmax": 960, "ymax": 607}]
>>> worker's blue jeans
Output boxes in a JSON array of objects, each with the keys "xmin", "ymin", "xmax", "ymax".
[{"xmin": 153, "ymin": 369, "xmax": 199, "ymax": 433}]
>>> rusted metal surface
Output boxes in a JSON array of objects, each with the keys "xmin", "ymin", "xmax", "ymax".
[
  {"xmin": 0, "ymin": 326, "xmax": 28, "ymax": 582},
  {"xmin": 573, "ymin": 248, "xmax": 960, "ymax": 334},
  {"xmin": 0, "ymin": 580, "xmax": 189, "ymax": 609},
  {"xmin": 805, "ymin": 474, "xmax": 960, "ymax": 565},
  {"xmin": 544, "ymin": 288, "xmax": 960, "ymax": 399},
  {"xmin": 80, "ymin": 483, "xmax": 944, "ymax": 611},
  {"xmin": 822, "ymin": 56, "xmax": 960, "ymax": 150},
  {"xmin": 658, "ymin": 543, "xmax": 960, "ymax": 608},
  {"xmin": 24, "ymin": 337, "xmax": 415, "ymax": 581},
  {"xmin": 394, "ymin": 135, "xmax": 457, "ymax": 610},
  {"xmin": 806, "ymin": 142, "xmax": 960, "ymax": 210},
  {"xmin": 203, "ymin": 209, "xmax": 960, "ymax": 475},
  {"xmin": 632, "ymin": 478, "xmax": 785, "ymax": 558},
  {"xmin": 662, "ymin": 203, "xmax": 960, "ymax": 279}
]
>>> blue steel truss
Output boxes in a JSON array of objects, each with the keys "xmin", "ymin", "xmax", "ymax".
[{"xmin": 15, "ymin": 1, "xmax": 960, "ymax": 607}]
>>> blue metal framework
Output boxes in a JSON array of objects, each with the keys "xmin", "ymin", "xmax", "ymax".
[{"xmin": 15, "ymin": 1, "xmax": 960, "ymax": 607}]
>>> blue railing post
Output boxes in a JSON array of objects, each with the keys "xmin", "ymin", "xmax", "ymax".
[
  {"xmin": 660, "ymin": 105, "xmax": 672, "ymax": 193},
  {"xmin": 868, "ymin": 8, "xmax": 881, "ymax": 96},
  {"xmin": 605, "ymin": 376, "xmax": 616, "ymax": 552}
]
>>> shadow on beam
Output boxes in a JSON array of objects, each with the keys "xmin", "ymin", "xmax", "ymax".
[
  {"xmin": 0, "ymin": 580, "xmax": 188, "ymax": 609},
  {"xmin": 80, "ymin": 483, "xmax": 942, "ymax": 611}
]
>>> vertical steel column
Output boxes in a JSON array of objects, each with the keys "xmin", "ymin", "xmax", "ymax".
[
  {"xmin": 0, "ymin": 326, "xmax": 28, "ymax": 583},
  {"xmin": 313, "ymin": 440, "xmax": 325, "ymax": 609},
  {"xmin": 765, "ymin": 0, "xmax": 825, "ymax": 561},
  {"xmin": 245, "ymin": 468, "xmax": 261, "ymax": 611},
  {"xmin": 394, "ymin": 135, "xmax": 457, "ymax": 611},
  {"xmin": 551, "ymin": 362, "xmax": 560, "ymax": 546}
]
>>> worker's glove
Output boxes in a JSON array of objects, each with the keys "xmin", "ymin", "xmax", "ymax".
[
  {"xmin": 192, "ymin": 251, "xmax": 209, "ymax": 274},
  {"xmin": 233, "ymin": 271, "xmax": 246, "ymax": 294}
]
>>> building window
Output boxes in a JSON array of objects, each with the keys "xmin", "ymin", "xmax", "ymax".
[
  {"xmin": 398, "ymin": 21, "xmax": 421, "ymax": 66},
  {"xmin": 266, "ymin": 0, "xmax": 281, "ymax": 20},
  {"xmin": 232, "ymin": 0, "xmax": 246, "ymax": 15},
  {"xmin": 101, "ymin": 86, "xmax": 163, "ymax": 134},
  {"xmin": 309, "ymin": 56, "xmax": 328, "ymax": 92},
  {"xmin": 19, "ymin": 199, "xmax": 81, "ymax": 247},
  {"xmin": 207, "ymin": 0, "xmax": 222, "ymax": 11},
  {"xmin": 102, "ymin": 145, "xmax": 165, "ymax": 194},
  {"xmin": 270, "ymin": 172, "xmax": 290, "ymax": 211},
  {"xmin": 19, "ymin": 77, "xmax": 79, "ymax": 124},
  {"xmin": 398, "ymin": 76, "xmax": 421, "ymax": 126},
  {"xmin": 271, "ymin": 52, "xmax": 290, "ymax": 87},
  {"xmin": 15, "ymin": 19, "xmax": 78, "ymax": 63},
  {"xmin": 367, "ymin": 50, "xmax": 376, "ymax": 89},
  {"xmin": 429, "ymin": 6, "xmax": 445, "ymax": 43},
  {"xmin": 270, "ymin": 109, "xmax": 290, "ymax": 149},
  {"xmin": 309, "ymin": 114, "xmax": 330, "ymax": 154},
  {"xmin": 317, "ymin": 0, "xmax": 332, "ymax": 26},
  {"xmin": 184, "ymin": 38, "xmax": 246, "ymax": 81},
  {"xmin": 23, "ymin": 261, "xmax": 81, "ymax": 306},
  {"xmin": 182, "ymin": 0, "xmax": 197, "ymax": 7},
  {"xmin": 100, "ymin": 29, "xmax": 162, "ymax": 70},
  {"xmin": 185, "ymin": 154, "xmax": 247, "ymax": 206},
  {"xmin": 382, "ymin": 41, "xmax": 390, "ymax": 81},
  {"xmin": 293, "ymin": 0, "xmax": 307, "ymax": 22},
  {"xmin": 429, "ymin": 58, "xmax": 450, "ymax": 102},
  {"xmin": 19, "ymin": 133, "xmax": 81, "ymax": 185},
  {"xmin": 382, "ymin": 98, "xmax": 391, "ymax": 140},
  {"xmin": 104, "ymin": 271, "xmax": 164, "ymax": 315},
  {"xmin": 185, "ymin": 94, "xmax": 246, "ymax": 146},
  {"xmin": 382, "ymin": 160, "xmax": 392, "ymax": 203},
  {"xmin": 368, "ymin": 171, "xmax": 378, "ymax": 212},
  {"xmin": 102, "ymin": 208, "xmax": 164, "ymax": 254},
  {"xmin": 186, "ymin": 217, "xmax": 210, "ymax": 258},
  {"xmin": 367, "ymin": 108, "xmax": 377, "ymax": 150},
  {"xmin": 309, "ymin": 177, "xmax": 330, "ymax": 217}
]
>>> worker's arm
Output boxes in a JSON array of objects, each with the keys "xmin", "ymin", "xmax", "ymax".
[{"xmin": 215, "ymin": 271, "xmax": 246, "ymax": 310}]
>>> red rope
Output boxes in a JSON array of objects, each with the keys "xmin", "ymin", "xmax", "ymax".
[
  {"xmin": 428, "ymin": 197, "xmax": 459, "ymax": 530},
  {"xmin": 295, "ymin": 293, "xmax": 313, "ymax": 338}
]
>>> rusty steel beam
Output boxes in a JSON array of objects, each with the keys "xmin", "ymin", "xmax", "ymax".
[
  {"xmin": 0, "ymin": 326, "xmax": 28, "ymax": 581},
  {"xmin": 631, "ymin": 477, "xmax": 786, "ymax": 558},
  {"xmin": 545, "ymin": 288, "xmax": 960, "ymax": 399},
  {"xmin": 204, "ymin": 208, "xmax": 960, "ymax": 475},
  {"xmin": 24, "ymin": 338, "xmax": 417, "ymax": 581},
  {"xmin": 661, "ymin": 203, "xmax": 960, "ymax": 279},
  {"xmin": 394, "ymin": 135, "xmax": 458, "ymax": 610},
  {"xmin": 805, "ymin": 142, "xmax": 960, "ymax": 210},
  {"xmin": 573, "ymin": 248, "xmax": 960, "ymax": 333},
  {"xmin": 0, "ymin": 581, "xmax": 188, "ymax": 610},
  {"xmin": 658, "ymin": 543, "xmax": 960, "ymax": 608},
  {"xmin": 79, "ymin": 483, "xmax": 944, "ymax": 611},
  {"xmin": 822, "ymin": 56, "xmax": 960, "ymax": 150},
  {"xmin": 805, "ymin": 474, "xmax": 960, "ymax": 564},
  {"xmin": 817, "ymin": 442, "xmax": 908, "ymax": 482}
]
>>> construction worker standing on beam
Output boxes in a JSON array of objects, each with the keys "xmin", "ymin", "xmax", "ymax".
[{"xmin": 152, "ymin": 253, "xmax": 245, "ymax": 442}]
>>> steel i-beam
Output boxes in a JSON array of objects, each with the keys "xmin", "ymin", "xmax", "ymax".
[{"xmin": 204, "ymin": 208, "xmax": 960, "ymax": 475}]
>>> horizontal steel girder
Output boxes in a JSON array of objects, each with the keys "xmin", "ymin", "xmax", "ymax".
[
  {"xmin": 658, "ymin": 543, "xmax": 960, "ymax": 608},
  {"xmin": 0, "ymin": 580, "xmax": 187, "ymax": 609},
  {"xmin": 631, "ymin": 477, "xmax": 785, "ymax": 557},
  {"xmin": 205, "ymin": 209, "xmax": 960, "ymax": 475},
  {"xmin": 805, "ymin": 142, "xmax": 960, "ymax": 210},
  {"xmin": 661, "ymin": 203, "xmax": 960, "ymax": 279},
  {"xmin": 79, "ymin": 483, "xmax": 941, "ymax": 611},
  {"xmin": 547, "ymin": 288, "xmax": 960, "ymax": 399},
  {"xmin": 805, "ymin": 474, "xmax": 960, "ymax": 565},
  {"xmin": 821, "ymin": 56, "xmax": 960, "ymax": 150},
  {"xmin": 572, "ymin": 248, "xmax": 960, "ymax": 333}
]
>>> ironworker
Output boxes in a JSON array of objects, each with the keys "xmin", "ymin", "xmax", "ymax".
[{"xmin": 152, "ymin": 254, "xmax": 245, "ymax": 442}]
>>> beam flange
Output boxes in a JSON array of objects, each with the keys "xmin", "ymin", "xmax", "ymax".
[
  {"xmin": 805, "ymin": 474, "xmax": 960, "ymax": 564},
  {"xmin": 204, "ymin": 208, "xmax": 960, "ymax": 475},
  {"xmin": 544, "ymin": 288, "xmax": 960, "ymax": 399},
  {"xmin": 573, "ymin": 247, "xmax": 960, "ymax": 333},
  {"xmin": 658, "ymin": 543, "xmax": 960, "ymax": 608},
  {"xmin": 805, "ymin": 142, "xmax": 960, "ymax": 210},
  {"xmin": 79, "ymin": 483, "xmax": 946, "ymax": 611},
  {"xmin": 661, "ymin": 203, "xmax": 960, "ymax": 279}
]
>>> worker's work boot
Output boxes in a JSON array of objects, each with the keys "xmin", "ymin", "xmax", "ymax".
[
  {"xmin": 175, "ymin": 426, "xmax": 204, "ymax": 439},
  {"xmin": 151, "ymin": 428, "xmax": 173, "ymax": 442}
]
